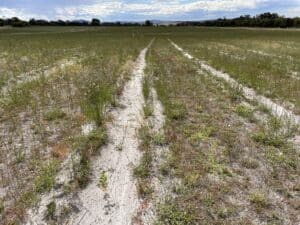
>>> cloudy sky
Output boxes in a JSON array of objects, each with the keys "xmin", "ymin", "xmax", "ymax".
[{"xmin": 0, "ymin": 0, "xmax": 299, "ymax": 21}]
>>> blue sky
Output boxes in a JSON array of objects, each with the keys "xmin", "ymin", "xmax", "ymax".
[{"xmin": 0, "ymin": 0, "xmax": 300, "ymax": 21}]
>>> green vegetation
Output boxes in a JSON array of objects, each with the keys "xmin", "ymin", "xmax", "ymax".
[
  {"xmin": 235, "ymin": 104, "xmax": 254, "ymax": 120},
  {"xmin": 44, "ymin": 108, "xmax": 66, "ymax": 121},
  {"xmin": 148, "ymin": 38, "xmax": 299, "ymax": 225},
  {"xmin": 46, "ymin": 201, "xmax": 56, "ymax": 220},
  {"xmin": 156, "ymin": 203, "xmax": 195, "ymax": 225},
  {"xmin": 173, "ymin": 27, "xmax": 300, "ymax": 114},
  {"xmin": 98, "ymin": 171, "xmax": 108, "ymax": 189},
  {"xmin": 0, "ymin": 26, "xmax": 152, "ymax": 223},
  {"xmin": 249, "ymin": 192, "xmax": 270, "ymax": 210},
  {"xmin": 0, "ymin": 26, "xmax": 299, "ymax": 224},
  {"xmin": 34, "ymin": 161, "xmax": 59, "ymax": 193}
]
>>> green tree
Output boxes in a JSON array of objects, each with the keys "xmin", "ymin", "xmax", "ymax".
[{"xmin": 91, "ymin": 18, "xmax": 101, "ymax": 26}]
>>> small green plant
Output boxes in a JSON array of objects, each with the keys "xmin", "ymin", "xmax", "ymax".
[
  {"xmin": 86, "ymin": 129, "xmax": 108, "ymax": 152},
  {"xmin": 217, "ymin": 207, "xmax": 235, "ymax": 219},
  {"xmin": 242, "ymin": 157, "xmax": 259, "ymax": 169},
  {"xmin": 0, "ymin": 199, "xmax": 4, "ymax": 214},
  {"xmin": 142, "ymin": 77, "xmax": 151, "ymax": 100},
  {"xmin": 137, "ymin": 182, "xmax": 154, "ymax": 198},
  {"xmin": 44, "ymin": 108, "xmax": 66, "ymax": 121},
  {"xmin": 75, "ymin": 153, "xmax": 90, "ymax": 188},
  {"xmin": 235, "ymin": 104, "xmax": 253, "ymax": 119},
  {"xmin": 81, "ymin": 84, "xmax": 113, "ymax": 126},
  {"xmin": 46, "ymin": 201, "xmax": 56, "ymax": 220},
  {"xmin": 252, "ymin": 131, "xmax": 285, "ymax": 148},
  {"xmin": 143, "ymin": 103, "xmax": 154, "ymax": 118},
  {"xmin": 34, "ymin": 160, "xmax": 58, "ymax": 193},
  {"xmin": 268, "ymin": 116, "xmax": 282, "ymax": 131},
  {"xmin": 152, "ymin": 132, "xmax": 167, "ymax": 146},
  {"xmin": 15, "ymin": 150, "xmax": 25, "ymax": 163},
  {"xmin": 190, "ymin": 126, "xmax": 215, "ymax": 142},
  {"xmin": 98, "ymin": 171, "xmax": 108, "ymax": 189},
  {"xmin": 156, "ymin": 203, "xmax": 194, "ymax": 225},
  {"xmin": 134, "ymin": 153, "xmax": 152, "ymax": 179},
  {"xmin": 229, "ymin": 85, "xmax": 243, "ymax": 102},
  {"xmin": 202, "ymin": 194, "xmax": 215, "ymax": 207},
  {"xmin": 249, "ymin": 192, "xmax": 270, "ymax": 209},
  {"xmin": 168, "ymin": 101, "xmax": 187, "ymax": 120}
]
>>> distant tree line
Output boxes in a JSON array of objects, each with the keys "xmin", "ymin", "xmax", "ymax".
[
  {"xmin": 0, "ymin": 17, "xmax": 153, "ymax": 27},
  {"xmin": 177, "ymin": 13, "xmax": 300, "ymax": 28},
  {"xmin": 1, "ymin": 13, "xmax": 299, "ymax": 28}
]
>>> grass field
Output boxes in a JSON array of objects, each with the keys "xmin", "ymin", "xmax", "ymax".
[{"xmin": 0, "ymin": 26, "xmax": 299, "ymax": 225}]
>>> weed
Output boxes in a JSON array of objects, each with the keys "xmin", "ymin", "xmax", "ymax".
[
  {"xmin": 0, "ymin": 199, "xmax": 4, "ymax": 214},
  {"xmin": 152, "ymin": 132, "xmax": 167, "ymax": 146},
  {"xmin": 190, "ymin": 126, "xmax": 215, "ymax": 142},
  {"xmin": 169, "ymin": 101, "xmax": 187, "ymax": 120},
  {"xmin": 229, "ymin": 85, "xmax": 243, "ymax": 102},
  {"xmin": 241, "ymin": 157, "xmax": 259, "ymax": 169},
  {"xmin": 249, "ymin": 192, "xmax": 270, "ymax": 209},
  {"xmin": 81, "ymin": 84, "xmax": 113, "ymax": 126},
  {"xmin": 137, "ymin": 182, "xmax": 154, "ymax": 198},
  {"xmin": 34, "ymin": 160, "xmax": 58, "ymax": 193},
  {"xmin": 98, "ymin": 171, "xmax": 108, "ymax": 189},
  {"xmin": 156, "ymin": 203, "xmax": 194, "ymax": 225},
  {"xmin": 44, "ymin": 108, "xmax": 66, "ymax": 121},
  {"xmin": 217, "ymin": 207, "xmax": 236, "ymax": 219},
  {"xmin": 46, "ymin": 201, "xmax": 56, "ymax": 220},
  {"xmin": 235, "ymin": 104, "xmax": 253, "ymax": 119},
  {"xmin": 142, "ymin": 76, "xmax": 150, "ymax": 100},
  {"xmin": 134, "ymin": 151, "xmax": 152, "ymax": 179},
  {"xmin": 268, "ymin": 116, "xmax": 282, "ymax": 131},
  {"xmin": 143, "ymin": 103, "xmax": 154, "ymax": 118},
  {"xmin": 252, "ymin": 131, "xmax": 285, "ymax": 148},
  {"xmin": 75, "ymin": 153, "xmax": 90, "ymax": 188},
  {"xmin": 15, "ymin": 150, "xmax": 25, "ymax": 163}
]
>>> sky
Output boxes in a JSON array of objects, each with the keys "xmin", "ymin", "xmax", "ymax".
[{"xmin": 0, "ymin": 0, "xmax": 300, "ymax": 21}]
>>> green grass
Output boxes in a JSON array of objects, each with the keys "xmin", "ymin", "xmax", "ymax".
[
  {"xmin": 0, "ymin": 26, "xmax": 153, "ymax": 223},
  {"xmin": 148, "ymin": 38, "xmax": 299, "ymax": 225},
  {"xmin": 1, "ymin": 26, "xmax": 299, "ymax": 224},
  {"xmin": 44, "ymin": 108, "xmax": 66, "ymax": 121},
  {"xmin": 98, "ymin": 171, "xmax": 108, "ymax": 190},
  {"xmin": 156, "ymin": 203, "xmax": 195, "ymax": 225},
  {"xmin": 34, "ymin": 160, "xmax": 59, "ymax": 193},
  {"xmin": 46, "ymin": 201, "xmax": 56, "ymax": 220},
  {"xmin": 171, "ymin": 27, "xmax": 300, "ymax": 114},
  {"xmin": 249, "ymin": 192, "xmax": 270, "ymax": 210}
]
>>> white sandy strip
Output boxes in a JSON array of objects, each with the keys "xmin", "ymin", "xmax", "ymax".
[
  {"xmin": 170, "ymin": 40, "xmax": 300, "ymax": 125},
  {"xmin": 67, "ymin": 44, "xmax": 151, "ymax": 225}
]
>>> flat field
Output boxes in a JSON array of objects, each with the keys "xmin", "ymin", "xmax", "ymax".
[{"xmin": 0, "ymin": 26, "xmax": 299, "ymax": 225}]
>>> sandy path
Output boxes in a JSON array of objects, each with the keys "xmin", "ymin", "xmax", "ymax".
[
  {"xmin": 66, "ymin": 44, "xmax": 151, "ymax": 225},
  {"xmin": 170, "ymin": 40, "xmax": 300, "ymax": 125}
]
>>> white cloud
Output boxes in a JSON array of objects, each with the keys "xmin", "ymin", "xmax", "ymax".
[
  {"xmin": 54, "ymin": 0, "xmax": 271, "ymax": 19},
  {"xmin": 0, "ymin": 7, "xmax": 48, "ymax": 20}
]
